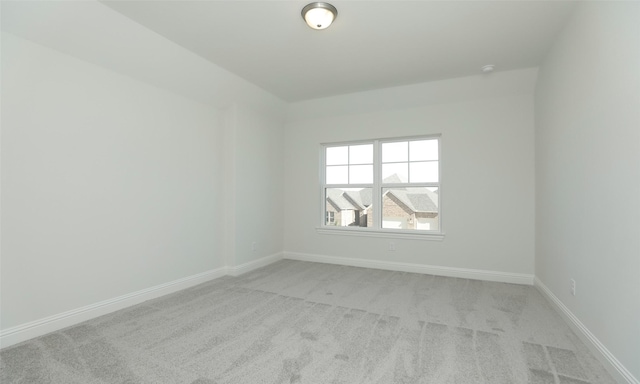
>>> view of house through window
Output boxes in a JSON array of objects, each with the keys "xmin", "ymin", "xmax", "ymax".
[{"xmin": 322, "ymin": 137, "xmax": 440, "ymax": 232}]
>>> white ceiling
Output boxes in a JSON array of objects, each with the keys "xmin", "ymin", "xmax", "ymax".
[{"xmin": 101, "ymin": 0, "xmax": 578, "ymax": 102}]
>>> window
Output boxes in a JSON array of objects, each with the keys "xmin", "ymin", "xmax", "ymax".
[
  {"xmin": 325, "ymin": 211, "xmax": 335, "ymax": 225},
  {"xmin": 321, "ymin": 136, "xmax": 441, "ymax": 236}
]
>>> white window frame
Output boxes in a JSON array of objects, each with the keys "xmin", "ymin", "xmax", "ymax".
[{"xmin": 318, "ymin": 135, "xmax": 444, "ymax": 241}]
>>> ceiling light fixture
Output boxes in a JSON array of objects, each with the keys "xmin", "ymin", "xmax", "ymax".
[
  {"xmin": 302, "ymin": 2, "xmax": 338, "ymax": 30},
  {"xmin": 482, "ymin": 64, "xmax": 495, "ymax": 73}
]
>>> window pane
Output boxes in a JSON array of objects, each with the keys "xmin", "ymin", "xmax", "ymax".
[
  {"xmin": 325, "ymin": 188, "xmax": 373, "ymax": 227},
  {"xmin": 382, "ymin": 163, "xmax": 408, "ymax": 183},
  {"xmin": 326, "ymin": 165, "xmax": 348, "ymax": 184},
  {"xmin": 409, "ymin": 161, "xmax": 439, "ymax": 183},
  {"xmin": 382, "ymin": 187, "xmax": 439, "ymax": 231},
  {"xmin": 410, "ymin": 139, "xmax": 438, "ymax": 161},
  {"xmin": 326, "ymin": 146, "xmax": 348, "ymax": 165},
  {"xmin": 349, "ymin": 144, "xmax": 373, "ymax": 165},
  {"xmin": 382, "ymin": 141, "xmax": 408, "ymax": 163},
  {"xmin": 349, "ymin": 165, "xmax": 373, "ymax": 184}
]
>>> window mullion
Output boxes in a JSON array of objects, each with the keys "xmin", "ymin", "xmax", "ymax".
[
  {"xmin": 373, "ymin": 140, "xmax": 382, "ymax": 230},
  {"xmin": 347, "ymin": 146, "xmax": 350, "ymax": 184}
]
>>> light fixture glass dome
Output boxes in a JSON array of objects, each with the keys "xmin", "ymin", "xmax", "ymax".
[{"xmin": 302, "ymin": 2, "xmax": 337, "ymax": 30}]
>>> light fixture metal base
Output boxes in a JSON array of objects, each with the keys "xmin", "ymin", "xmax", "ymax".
[{"xmin": 302, "ymin": 2, "xmax": 338, "ymax": 30}]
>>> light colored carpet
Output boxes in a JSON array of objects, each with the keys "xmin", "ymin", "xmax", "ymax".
[{"xmin": 1, "ymin": 260, "xmax": 615, "ymax": 383}]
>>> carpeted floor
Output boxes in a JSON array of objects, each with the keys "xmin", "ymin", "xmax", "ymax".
[{"xmin": 1, "ymin": 260, "xmax": 616, "ymax": 384}]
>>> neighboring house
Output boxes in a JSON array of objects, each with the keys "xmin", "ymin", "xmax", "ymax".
[
  {"xmin": 325, "ymin": 188, "xmax": 371, "ymax": 227},
  {"xmin": 325, "ymin": 174, "xmax": 438, "ymax": 230},
  {"xmin": 382, "ymin": 188, "xmax": 439, "ymax": 230}
]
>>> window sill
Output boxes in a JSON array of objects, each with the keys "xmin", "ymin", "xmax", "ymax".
[{"xmin": 316, "ymin": 227, "xmax": 445, "ymax": 241}]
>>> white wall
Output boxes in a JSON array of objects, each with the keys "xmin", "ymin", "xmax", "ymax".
[
  {"xmin": 284, "ymin": 69, "xmax": 536, "ymax": 276},
  {"xmin": 1, "ymin": 1, "xmax": 286, "ymax": 337},
  {"xmin": 225, "ymin": 104, "xmax": 284, "ymax": 267},
  {"xmin": 535, "ymin": 2, "xmax": 640, "ymax": 381},
  {"xmin": 1, "ymin": 33, "xmax": 224, "ymax": 329}
]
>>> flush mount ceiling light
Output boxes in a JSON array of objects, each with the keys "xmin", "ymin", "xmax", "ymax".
[
  {"xmin": 482, "ymin": 64, "xmax": 495, "ymax": 73},
  {"xmin": 302, "ymin": 2, "xmax": 338, "ymax": 30}
]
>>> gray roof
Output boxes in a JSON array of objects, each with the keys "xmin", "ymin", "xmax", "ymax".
[
  {"xmin": 383, "ymin": 174, "xmax": 405, "ymax": 184},
  {"xmin": 344, "ymin": 189, "xmax": 372, "ymax": 208},
  {"xmin": 326, "ymin": 174, "xmax": 436, "ymax": 213},
  {"xmin": 386, "ymin": 188, "xmax": 438, "ymax": 213},
  {"xmin": 326, "ymin": 188, "xmax": 372, "ymax": 211},
  {"xmin": 326, "ymin": 189, "xmax": 358, "ymax": 210}
]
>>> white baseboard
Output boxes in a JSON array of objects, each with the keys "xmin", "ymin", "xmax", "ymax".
[
  {"xmin": 0, "ymin": 266, "xmax": 228, "ymax": 349},
  {"xmin": 534, "ymin": 277, "xmax": 638, "ymax": 384},
  {"xmin": 226, "ymin": 252, "xmax": 284, "ymax": 276},
  {"xmin": 0, "ymin": 252, "xmax": 285, "ymax": 350},
  {"xmin": 6, "ymin": 253, "xmax": 634, "ymax": 384},
  {"xmin": 283, "ymin": 251, "xmax": 534, "ymax": 285}
]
